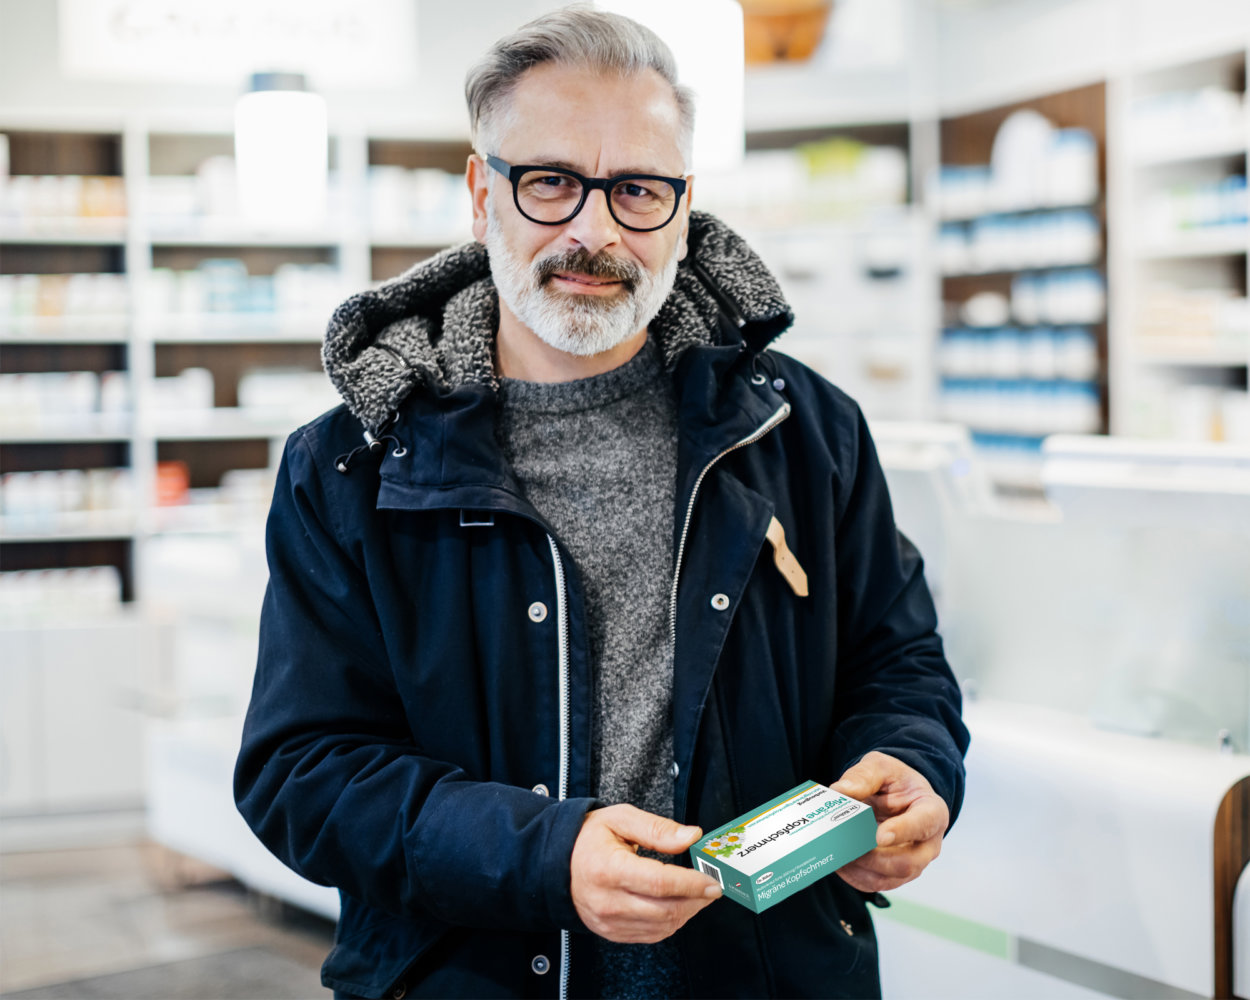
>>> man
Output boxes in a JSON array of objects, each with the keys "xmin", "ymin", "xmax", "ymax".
[{"xmin": 234, "ymin": 7, "xmax": 969, "ymax": 999}]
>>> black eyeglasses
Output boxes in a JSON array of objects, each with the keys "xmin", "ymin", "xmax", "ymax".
[{"xmin": 485, "ymin": 154, "xmax": 687, "ymax": 233}]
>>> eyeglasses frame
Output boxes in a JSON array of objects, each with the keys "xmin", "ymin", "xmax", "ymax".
[{"xmin": 484, "ymin": 154, "xmax": 688, "ymax": 233}]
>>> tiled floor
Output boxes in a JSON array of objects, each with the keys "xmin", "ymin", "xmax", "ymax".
[{"xmin": 0, "ymin": 842, "xmax": 334, "ymax": 998}]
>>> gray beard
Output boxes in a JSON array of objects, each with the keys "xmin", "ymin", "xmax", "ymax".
[{"xmin": 483, "ymin": 200, "xmax": 679, "ymax": 358}]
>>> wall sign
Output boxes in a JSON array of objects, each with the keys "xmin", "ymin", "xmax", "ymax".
[{"xmin": 58, "ymin": 0, "xmax": 418, "ymax": 88}]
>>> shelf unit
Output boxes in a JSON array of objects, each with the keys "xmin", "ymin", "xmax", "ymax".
[
  {"xmin": 934, "ymin": 82, "xmax": 1109, "ymax": 493},
  {"xmin": 0, "ymin": 122, "xmax": 475, "ymax": 611},
  {"xmin": 701, "ymin": 121, "xmax": 940, "ymax": 424},
  {"xmin": 1110, "ymin": 47, "xmax": 1250, "ymax": 442}
]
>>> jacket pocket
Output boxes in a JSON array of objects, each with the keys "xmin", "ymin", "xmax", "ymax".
[{"xmin": 321, "ymin": 894, "xmax": 447, "ymax": 999}]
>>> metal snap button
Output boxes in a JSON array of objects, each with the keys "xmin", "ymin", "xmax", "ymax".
[
  {"xmin": 528, "ymin": 602, "xmax": 548, "ymax": 623},
  {"xmin": 710, "ymin": 593, "xmax": 730, "ymax": 611},
  {"xmin": 531, "ymin": 954, "xmax": 550, "ymax": 975},
  {"xmin": 772, "ymin": 378, "xmax": 786, "ymax": 391},
  {"xmin": 670, "ymin": 760, "xmax": 679, "ymax": 779},
  {"xmin": 532, "ymin": 783, "xmax": 550, "ymax": 796},
  {"xmin": 390, "ymin": 983, "xmax": 408, "ymax": 999}
]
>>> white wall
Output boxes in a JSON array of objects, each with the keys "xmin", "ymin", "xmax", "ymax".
[{"xmin": 0, "ymin": 0, "xmax": 558, "ymax": 136}]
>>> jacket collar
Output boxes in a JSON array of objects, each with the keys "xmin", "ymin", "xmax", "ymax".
[{"xmin": 322, "ymin": 211, "xmax": 794, "ymax": 434}]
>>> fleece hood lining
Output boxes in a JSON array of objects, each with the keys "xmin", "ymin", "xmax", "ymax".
[{"xmin": 320, "ymin": 211, "xmax": 793, "ymax": 432}]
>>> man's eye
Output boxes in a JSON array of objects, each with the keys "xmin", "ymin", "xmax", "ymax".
[
  {"xmin": 527, "ymin": 173, "xmax": 575, "ymax": 189},
  {"xmin": 618, "ymin": 182, "xmax": 652, "ymax": 198}
]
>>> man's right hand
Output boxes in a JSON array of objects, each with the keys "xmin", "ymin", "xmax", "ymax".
[{"xmin": 570, "ymin": 804, "xmax": 722, "ymax": 943}]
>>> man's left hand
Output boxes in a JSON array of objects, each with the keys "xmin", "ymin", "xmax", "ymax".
[{"xmin": 831, "ymin": 751, "xmax": 949, "ymax": 893}]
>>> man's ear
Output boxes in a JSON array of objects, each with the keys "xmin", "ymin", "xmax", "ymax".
[
  {"xmin": 467, "ymin": 154, "xmax": 489, "ymax": 244},
  {"xmin": 677, "ymin": 176, "xmax": 694, "ymax": 261}
]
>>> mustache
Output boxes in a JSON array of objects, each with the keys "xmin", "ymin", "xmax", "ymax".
[{"xmin": 534, "ymin": 248, "xmax": 641, "ymax": 289}]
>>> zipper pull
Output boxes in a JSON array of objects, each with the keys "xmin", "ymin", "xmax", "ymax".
[{"xmin": 766, "ymin": 516, "xmax": 808, "ymax": 597}]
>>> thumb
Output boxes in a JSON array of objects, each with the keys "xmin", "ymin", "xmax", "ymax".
[
  {"xmin": 606, "ymin": 805, "xmax": 702, "ymax": 854},
  {"xmin": 832, "ymin": 752, "xmax": 894, "ymax": 800}
]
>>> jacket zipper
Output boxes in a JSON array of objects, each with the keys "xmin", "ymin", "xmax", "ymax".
[
  {"xmin": 668, "ymin": 401, "xmax": 792, "ymax": 647},
  {"xmin": 545, "ymin": 398, "xmax": 787, "ymax": 1000},
  {"xmin": 546, "ymin": 534, "xmax": 572, "ymax": 1000}
]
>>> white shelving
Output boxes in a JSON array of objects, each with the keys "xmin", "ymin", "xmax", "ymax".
[
  {"xmin": 1111, "ymin": 46, "xmax": 1250, "ymax": 441},
  {"xmin": 0, "ymin": 317, "xmax": 130, "ymax": 343},
  {"xmin": 0, "ymin": 415, "xmax": 133, "ymax": 442},
  {"xmin": 0, "ymin": 224, "xmax": 127, "ymax": 244},
  {"xmin": 1137, "ymin": 226, "xmax": 1249, "ymax": 259},
  {"xmin": 0, "ymin": 119, "xmax": 470, "ymax": 630},
  {"xmin": 0, "ymin": 511, "xmax": 138, "ymax": 542}
]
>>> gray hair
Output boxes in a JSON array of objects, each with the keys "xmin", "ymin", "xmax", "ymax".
[{"xmin": 465, "ymin": 5, "xmax": 695, "ymax": 167}]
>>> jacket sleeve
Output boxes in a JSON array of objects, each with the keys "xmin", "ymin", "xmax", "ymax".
[
  {"xmin": 233, "ymin": 429, "xmax": 597, "ymax": 929},
  {"xmin": 829, "ymin": 404, "xmax": 970, "ymax": 826}
]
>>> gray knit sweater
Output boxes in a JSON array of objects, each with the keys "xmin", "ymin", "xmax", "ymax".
[{"xmin": 497, "ymin": 335, "xmax": 685, "ymax": 1000}]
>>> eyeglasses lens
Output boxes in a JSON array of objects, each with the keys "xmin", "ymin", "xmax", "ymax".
[{"xmin": 516, "ymin": 170, "xmax": 677, "ymax": 229}]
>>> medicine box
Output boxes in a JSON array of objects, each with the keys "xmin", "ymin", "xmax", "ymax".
[{"xmin": 689, "ymin": 780, "xmax": 877, "ymax": 913}]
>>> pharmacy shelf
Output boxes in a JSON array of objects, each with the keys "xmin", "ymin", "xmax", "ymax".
[
  {"xmin": 0, "ymin": 317, "xmax": 131, "ymax": 343},
  {"xmin": 941, "ymin": 257, "xmax": 1103, "ymax": 277},
  {"xmin": 0, "ymin": 512, "xmax": 137, "ymax": 543},
  {"xmin": 143, "ymin": 313, "xmax": 327, "ymax": 344},
  {"xmin": 936, "ymin": 200, "xmax": 1101, "ymax": 223},
  {"xmin": 0, "ymin": 223, "xmax": 128, "ymax": 244},
  {"xmin": 1137, "ymin": 227, "xmax": 1249, "ymax": 259},
  {"xmin": 141, "ymin": 408, "xmax": 307, "ymax": 441},
  {"xmin": 370, "ymin": 230, "xmax": 470, "ymax": 249},
  {"xmin": 1132, "ymin": 339, "xmax": 1250, "ymax": 366},
  {"xmin": 1130, "ymin": 127, "xmax": 1247, "ymax": 167},
  {"xmin": 149, "ymin": 504, "xmax": 267, "ymax": 535},
  {"xmin": 146, "ymin": 227, "xmax": 347, "ymax": 248},
  {"xmin": 1110, "ymin": 45, "xmax": 1250, "ymax": 439},
  {"xmin": 0, "ymin": 416, "xmax": 133, "ymax": 443}
]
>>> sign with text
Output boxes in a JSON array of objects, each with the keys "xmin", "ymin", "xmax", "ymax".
[{"xmin": 58, "ymin": 0, "xmax": 417, "ymax": 88}]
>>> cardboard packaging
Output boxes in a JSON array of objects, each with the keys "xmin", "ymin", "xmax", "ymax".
[{"xmin": 689, "ymin": 780, "xmax": 877, "ymax": 913}]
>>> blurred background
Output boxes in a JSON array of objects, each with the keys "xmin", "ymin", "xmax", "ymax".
[{"xmin": 0, "ymin": 1, "xmax": 1248, "ymax": 998}]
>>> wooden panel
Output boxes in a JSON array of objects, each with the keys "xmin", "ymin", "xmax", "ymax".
[
  {"xmin": 371, "ymin": 246, "xmax": 441, "ymax": 283},
  {"xmin": 1214, "ymin": 775, "xmax": 1250, "ymax": 999},
  {"xmin": 0, "ymin": 343, "xmax": 127, "ymax": 374},
  {"xmin": 3, "ymin": 132, "xmax": 122, "ymax": 176},
  {"xmin": 0, "ymin": 245, "xmax": 125, "ymax": 275},
  {"xmin": 154, "ymin": 342, "xmax": 321, "ymax": 408},
  {"xmin": 940, "ymin": 82, "xmax": 1109, "ymax": 436},
  {"xmin": 0, "ymin": 442, "xmax": 129, "ymax": 474},
  {"xmin": 369, "ymin": 140, "xmax": 472, "ymax": 172},
  {"xmin": 940, "ymin": 82, "xmax": 1106, "ymax": 167},
  {"xmin": 747, "ymin": 122, "xmax": 909, "ymax": 152},
  {"xmin": 0, "ymin": 539, "xmax": 133, "ymax": 601},
  {"xmin": 150, "ymin": 246, "xmax": 335, "ymax": 275},
  {"xmin": 157, "ymin": 439, "xmax": 271, "ymax": 490}
]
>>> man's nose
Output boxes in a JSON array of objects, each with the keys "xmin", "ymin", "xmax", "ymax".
[{"xmin": 562, "ymin": 186, "xmax": 621, "ymax": 256}]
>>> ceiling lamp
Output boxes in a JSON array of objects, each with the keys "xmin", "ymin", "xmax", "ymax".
[
  {"xmin": 234, "ymin": 72, "xmax": 328, "ymax": 230},
  {"xmin": 741, "ymin": 0, "xmax": 835, "ymax": 64}
]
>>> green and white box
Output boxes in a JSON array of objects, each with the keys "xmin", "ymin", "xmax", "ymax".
[{"xmin": 690, "ymin": 781, "xmax": 877, "ymax": 913}]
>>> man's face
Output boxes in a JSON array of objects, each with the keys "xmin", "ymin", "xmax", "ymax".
[{"xmin": 470, "ymin": 62, "xmax": 692, "ymax": 357}]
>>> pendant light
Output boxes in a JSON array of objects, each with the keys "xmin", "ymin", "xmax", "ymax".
[{"xmin": 234, "ymin": 72, "xmax": 328, "ymax": 230}]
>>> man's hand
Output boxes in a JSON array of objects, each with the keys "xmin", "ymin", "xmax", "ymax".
[
  {"xmin": 832, "ymin": 751, "xmax": 949, "ymax": 893},
  {"xmin": 571, "ymin": 804, "xmax": 722, "ymax": 943}
]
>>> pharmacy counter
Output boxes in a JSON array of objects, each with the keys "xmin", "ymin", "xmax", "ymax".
[
  {"xmin": 145, "ymin": 716, "xmax": 339, "ymax": 921},
  {"xmin": 878, "ymin": 699, "xmax": 1250, "ymax": 999}
]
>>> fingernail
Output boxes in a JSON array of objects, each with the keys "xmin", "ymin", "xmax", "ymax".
[
  {"xmin": 704, "ymin": 884, "xmax": 722, "ymax": 898},
  {"xmin": 878, "ymin": 830, "xmax": 896, "ymax": 847},
  {"xmin": 681, "ymin": 825, "xmax": 702, "ymax": 838}
]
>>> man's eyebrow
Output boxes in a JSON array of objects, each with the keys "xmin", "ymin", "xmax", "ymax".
[{"xmin": 523, "ymin": 157, "xmax": 681, "ymax": 178}]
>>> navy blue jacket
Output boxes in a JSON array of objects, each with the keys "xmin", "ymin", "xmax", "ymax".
[{"xmin": 235, "ymin": 223, "xmax": 969, "ymax": 999}]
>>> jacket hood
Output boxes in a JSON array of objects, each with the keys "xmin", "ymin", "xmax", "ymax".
[{"xmin": 321, "ymin": 210, "xmax": 794, "ymax": 431}]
